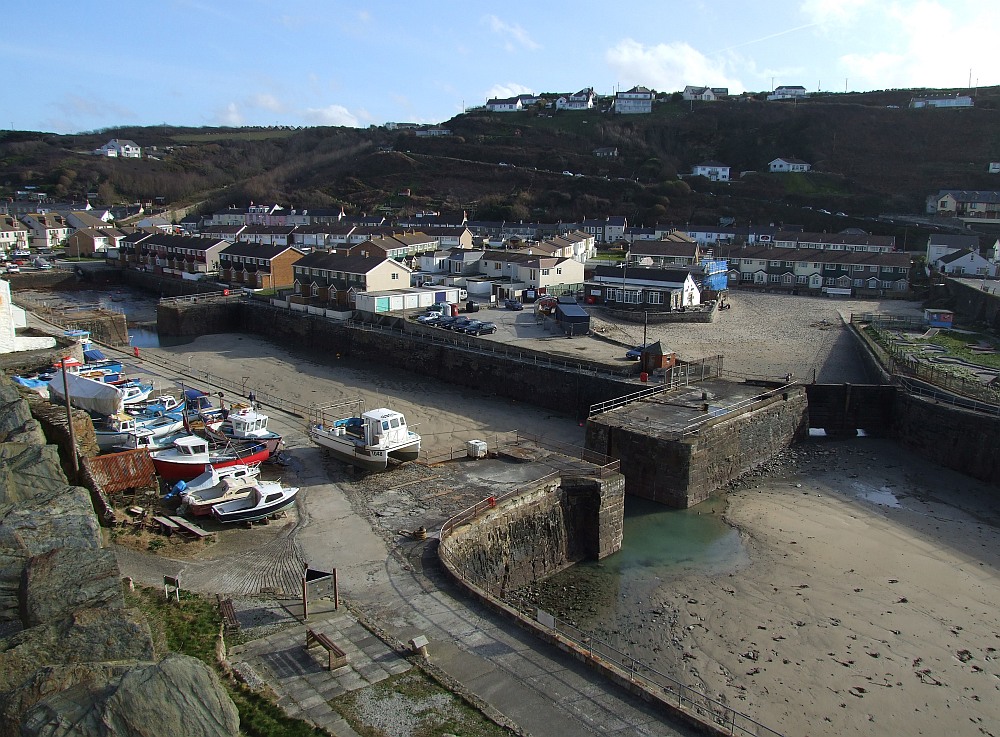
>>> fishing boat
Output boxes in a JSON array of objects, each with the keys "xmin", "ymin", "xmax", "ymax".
[
  {"xmin": 308, "ymin": 401, "xmax": 420, "ymax": 472},
  {"xmin": 119, "ymin": 380, "xmax": 155, "ymax": 406},
  {"xmin": 149, "ymin": 435, "xmax": 271, "ymax": 481},
  {"xmin": 94, "ymin": 411, "xmax": 185, "ymax": 451},
  {"xmin": 210, "ymin": 407, "xmax": 282, "ymax": 455},
  {"xmin": 143, "ymin": 394, "xmax": 185, "ymax": 415},
  {"xmin": 171, "ymin": 462, "xmax": 261, "ymax": 498},
  {"xmin": 211, "ymin": 481, "xmax": 299, "ymax": 524},
  {"xmin": 181, "ymin": 472, "xmax": 269, "ymax": 516}
]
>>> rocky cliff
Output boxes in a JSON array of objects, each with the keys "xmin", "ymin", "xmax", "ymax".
[{"xmin": 0, "ymin": 376, "xmax": 240, "ymax": 737}]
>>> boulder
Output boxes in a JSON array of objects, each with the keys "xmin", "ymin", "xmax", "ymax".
[
  {"xmin": 0, "ymin": 607, "xmax": 154, "ymax": 693},
  {"xmin": 0, "ymin": 550, "xmax": 28, "ymax": 631},
  {"xmin": 0, "ymin": 485, "xmax": 102, "ymax": 554},
  {"xmin": 0, "ymin": 383, "xmax": 43, "ymax": 445},
  {"xmin": 21, "ymin": 548, "xmax": 122, "ymax": 628},
  {"xmin": 9, "ymin": 655, "xmax": 240, "ymax": 737},
  {"xmin": 0, "ymin": 444, "xmax": 68, "ymax": 506}
]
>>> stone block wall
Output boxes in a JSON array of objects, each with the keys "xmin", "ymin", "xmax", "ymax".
[{"xmin": 441, "ymin": 474, "xmax": 624, "ymax": 593}]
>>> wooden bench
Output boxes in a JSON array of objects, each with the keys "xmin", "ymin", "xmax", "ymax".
[
  {"xmin": 168, "ymin": 516, "xmax": 213, "ymax": 540},
  {"xmin": 151, "ymin": 516, "xmax": 180, "ymax": 535},
  {"xmin": 218, "ymin": 598, "xmax": 240, "ymax": 633},
  {"xmin": 305, "ymin": 628, "xmax": 348, "ymax": 670}
]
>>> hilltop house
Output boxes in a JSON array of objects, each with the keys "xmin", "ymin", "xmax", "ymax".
[
  {"xmin": 769, "ymin": 157, "xmax": 811, "ymax": 173},
  {"xmin": 691, "ymin": 161, "xmax": 731, "ymax": 181},
  {"xmin": 682, "ymin": 86, "xmax": 728, "ymax": 101},
  {"xmin": 219, "ymin": 242, "xmax": 306, "ymax": 290},
  {"xmin": 767, "ymin": 86, "xmax": 807, "ymax": 101},
  {"xmin": 614, "ymin": 86, "xmax": 654, "ymax": 114},
  {"xmin": 93, "ymin": 139, "xmax": 141, "ymax": 158},
  {"xmin": 486, "ymin": 96, "xmax": 523, "ymax": 112},
  {"xmin": 909, "ymin": 94, "xmax": 974, "ymax": 109},
  {"xmin": 556, "ymin": 88, "xmax": 595, "ymax": 110}
]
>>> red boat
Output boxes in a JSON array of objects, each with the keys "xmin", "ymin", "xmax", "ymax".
[{"xmin": 150, "ymin": 434, "xmax": 270, "ymax": 481}]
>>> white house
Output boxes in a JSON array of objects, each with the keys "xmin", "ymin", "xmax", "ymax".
[
  {"xmin": 935, "ymin": 248, "xmax": 995, "ymax": 276},
  {"xmin": 556, "ymin": 88, "xmax": 595, "ymax": 110},
  {"xmin": 989, "ymin": 162, "xmax": 1000, "ymax": 174},
  {"xmin": 93, "ymin": 138, "xmax": 141, "ymax": 158},
  {"xmin": 692, "ymin": 161, "xmax": 731, "ymax": 181},
  {"xmin": 926, "ymin": 234, "xmax": 981, "ymax": 265},
  {"xmin": 767, "ymin": 86, "xmax": 808, "ymax": 101},
  {"xmin": 614, "ymin": 86, "xmax": 654, "ymax": 114},
  {"xmin": 682, "ymin": 86, "xmax": 728, "ymax": 101},
  {"xmin": 586, "ymin": 265, "xmax": 701, "ymax": 309},
  {"xmin": 769, "ymin": 157, "xmax": 811, "ymax": 173},
  {"xmin": 486, "ymin": 97, "xmax": 523, "ymax": 112},
  {"xmin": 0, "ymin": 279, "xmax": 56, "ymax": 355}
]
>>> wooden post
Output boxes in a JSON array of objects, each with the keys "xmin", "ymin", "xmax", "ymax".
[
  {"xmin": 59, "ymin": 368, "xmax": 79, "ymax": 475},
  {"xmin": 302, "ymin": 572, "xmax": 308, "ymax": 621},
  {"xmin": 332, "ymin": 568, "xmax": 339, "ymax": 610}
]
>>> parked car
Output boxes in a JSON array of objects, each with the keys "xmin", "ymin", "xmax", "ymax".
[
  {"xmin": 562, "ymin": 171, "xmax": 574, "ymax": 176},
  {"xmin": 817, "ymin": 209, "xmax": 832, "ymax": 215},
  {"xmin": 468, "ymin": 321, "xmax": 497, "ymax": 335},
  {"xmin": 5, "ymin": 264, "xmax": 20, "ymax": 273},
  {"xmin": 625, "ymin": 343, "xmax": 654, "ymax": 360},
  {"xmin": 448, "ymin": 317, "xmax": 474, "ymax": 332},
  {"xmin": 503, "ymin": 299, "xmax": 524, "ymax": 311},
  {"xmin": 416, "ymin": 312, "xmax": 441, "ymax": 324},
  {"xmin": 457, "ymin": 320, "xmax": 484, "ymax": 334},
  {"xmin": 435, "ymin": 316, "xmax": 457, "ymax": 329}
]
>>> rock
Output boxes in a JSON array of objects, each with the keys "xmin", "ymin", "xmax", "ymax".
[
  {"xmin": 6, "ymin": 655, "xmax": 240, "ymax": 737},
  {"xmin": 22, "ymin": 549, "xmax": 123, "ymax": 628},
  {"xmin": 0, "ymin": 444, "xmax": 69, "ymax": 506},
  {"xmin": 0, "ymin": 485, "xmax": 102, "ymax": 555},
  {"xmin": 0, "ymin": 607, "xmax": 154, "ymax": 693}
]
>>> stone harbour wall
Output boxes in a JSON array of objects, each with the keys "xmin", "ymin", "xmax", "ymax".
[{"xmin": 441, "ymin": 474, "xmax": 625, "ymax": 593}]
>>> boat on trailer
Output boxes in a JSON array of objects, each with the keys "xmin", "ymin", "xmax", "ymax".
[
  {"xmin": 308, "ymin": 400, "xmax": 420, "ymax": 472},
  {"xmin": 211, "ymin": 481, "xmax": 299, "ymax": 523}
]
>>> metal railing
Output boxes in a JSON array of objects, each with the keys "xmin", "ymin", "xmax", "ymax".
[
  {"xmin": 439, "ymin": 496, "xmax": 785, "ymax": 737},
  {"xmin": 158, "ymin": 291, "xmax": 247, "ymax": 306},
  {"xmin": 421, "ymin": 430, "xmax": 620, "ymax": 476}
]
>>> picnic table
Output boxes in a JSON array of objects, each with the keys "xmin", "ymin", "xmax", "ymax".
[
  {"xmin": 168, "ymin": 516, "xmax": 213, "ymax": 540},
  {"xmin": 150, "ymin": 516, "xmax": 180, "ymax": 535}
]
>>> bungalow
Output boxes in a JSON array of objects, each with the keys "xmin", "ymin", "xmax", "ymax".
[
  {"xmin": 727, "ymin": 246, "xmax": 911, "ymax": 294},
  {"xmin": 935, "ymin": 248, "xmax": 995, "ymax": 277},
  {"xmin": 291, "ymin": 251, "xmax": 411, "ymax": 307},
  {"xmin": 365, "ymin": 232, "xmax": 440, "ymax": 262},
  {"xmin": 682, "ymin": 86, "xmax": 728, "ymax": 101},
  {"xmin": 909, "ymin": 94, "xmax": 974, "ymax": 109},
  {"xmin": 416, "ymin": 248, "xmax": 485, "ymax": 280},
  {"xmin": 486, "ymin": 96, "xmax": 523, "ymax": 112},
  {"xmin": 772, "ymin": 231, "xmax": 895, "ymax": 253},
  {"xmin": 769, "ymin": 158, "xmax": 811, "ymax": 173},
  {"xmin": 691, "ymin": 161, "xmax": 731, "ymax": 181},
  {"xmin": 20, "ymin": 213, "xmax": 71, "ymax": 249},
  {"xmin": 627, "ymin": 239, "xmax": 701, "ymax": 268},
  {"xmin": 585, "ymin": 265, "xmax": 701, "ymax": 311},
  {"xmin": 556, "ymin": 88, "xmax": 595, "ymax": 110},
  {"xmin": 65, "ymin": 227, "xmax": 130, "ymax": 258},
  {"xmin": 470, "ymin": 251, "xmax": 584, "ymax": 301},
  {"xmin": 614, "ymin": 86, "xmax": 654, "ymax": 114},
  {"xmin": 593, "ymin": 146, "xmax": 619, "ymax": 158},
  {"xmin": 219, "ymin": 241, "xmax": 306, "ymax": 289},
  {"xmin": 93, "ymin": 138, "xmax": 141, "ymax": 158},
  {"xmin": 683, "ymin": 224, "xmax": 785, "ymax": 247},
  {"xmin": 66, "ymin": 210, "xmax": 112, "ymax": 230},
  {"xmin": 200, "ymin": 224, "xmax": 246, "ymax": 243},
  {"xmin": 237, "ymin": 225, "xmax": 297, "ymax": 247}
]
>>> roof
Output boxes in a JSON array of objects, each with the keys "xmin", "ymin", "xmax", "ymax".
[
  {"xmin": 694, "ymin": 161, "xmax": 729, "ymax": 168},
  {"xmin": 630, "ymin": 241, "xmax": 699, "ymax": 258},
  {"xmin": 220, "ymin": 241, "xmax": 302, "ymax": 259},
  {"xmin": 771, "ymin": 157, "xmax": 811, "ymax": 165},
  {"xmin": 139, "ymin": 234, "xmax": 228, "ymax": 252},
  {"xmin": 239, "ymin": 225, "xmax": 296, "ymax": 235},
  {"xmin": 592, "ymin": 264, "xmax": 693, "ymax": 284},
  {"xmin": 935, "ymin": 190, "xmax": 1000, "ymax": 204},
  {"xmin": 937, "ymin": 249, "xmax": 975, "ymax": 265},
  {"xmin": 927, "ymin": 234, "xmax": 980, "ymax": 248},
  {"xmin": 729, "ymin": 245, "xmax": 911, "ymax": 268},
  {"xmin": 293, "ymin": 250, "xmax": 408, "ymax": 275},
  {"xmin": 773, "ymin": 231, "xmax": 895, "ymax": 248}
]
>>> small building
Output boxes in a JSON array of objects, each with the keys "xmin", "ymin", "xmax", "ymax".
[
  {"xmin": 691, "ymin": 161, "xmax": 731, "ymax": 181},
  {"xmin": 93, "ymin": 138, "xmax": 142, "ymax": 158},
  {"xmin": 585, "ymin": 265, "xmax": 701, "ymax": 311},
  {"xmin": 909, "ymin": 94, "xmax": 974, "ymax": 109},
  {"xmin": 593, "ymin": 146, "xmax": 619, "ymax": 158},
  {"xmin": 485, "ymin": 96, "xmax": 523, "ymax": 113},
  {"xmin": 769, "ymin": 157, "xmax": 811, "ymax": 173},
  {"xmin": 990, "ymin": 162, "xmax": 1000, "ymax": 174},
  {"xmin": 614, "ymin": 86, "xmax": 654, "ymax": 115},
  {"xmin": 554, "ymin": 299, "xmax": 590, "ymax": 336},
  {"xmin": 556, "ymin": 88, "xmax": 595, "ymax": 111},
  {"xmin": 767, "ymin": 86, "xmax": 807, "ymax": 101},
  {"xmin": 682, "ymin": 86, "xmax": 728, "ymax": 101},
  {"xmin": 924, "ymin": 309, "xmax": 954, "ymax": 328}
]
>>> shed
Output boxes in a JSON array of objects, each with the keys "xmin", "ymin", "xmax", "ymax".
[
  {"xmin": 555, "ymin": 303, "xmax": 590, "ymax": 336},
  {"xmin": 924, "ymin": 309, "xmax": 954, "ymax": 328}
]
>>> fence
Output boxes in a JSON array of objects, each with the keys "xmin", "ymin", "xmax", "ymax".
[
  {"xmin": 588, "ymin": 355, "xmax": 725, "ymax": 417},
  {"xmin": 158, "ymin": 291, "xmax": 247, "ymax": 306},
  {"xmin": 851, "ymin": 314, "xmax": 1000, "ymax": 407},
  {"xmin": 439, "ymin": 495, "xmax": 784, "ymax": 737}
]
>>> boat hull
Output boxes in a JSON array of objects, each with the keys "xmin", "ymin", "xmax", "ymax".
[
  {"xmin": 309, "ymin": 429, "xmax": 390, "ymax": 472},
  {"xmin": 152, "ymin": 444, "xmax": 270, "ymax": 481},
  {"xmin": 211, "ymin": 487, "xmax": 299, "ymax": 524}
]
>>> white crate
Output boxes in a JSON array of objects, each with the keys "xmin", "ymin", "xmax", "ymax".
[{"xmin": 466, "ymin": 440, "xmax": 488, "ymax": 459}]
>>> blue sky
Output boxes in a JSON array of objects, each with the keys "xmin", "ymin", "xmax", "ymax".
[{"xmin": 6, "ymin": 0, "xmax": 996, "ymax": 133}]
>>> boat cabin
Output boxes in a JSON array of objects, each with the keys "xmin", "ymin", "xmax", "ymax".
[
  {"xmin": 107, "ymin": 413, "xmax": 136, "ymax": 433},
  {"xmin": 362, "ymin": 408, "xmax": 411, "ymax": 447},
  {"xmin": 172, "ymin": 435, "xmax": 209, "ymax": 456},
  {"xmin": 229, "ymin": 408, "xmax": 269, "ymax": 436}
]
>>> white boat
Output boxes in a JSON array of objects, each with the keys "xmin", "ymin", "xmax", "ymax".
[
  {"xmin": 48, "ymin": 370, "xmax": 125, "ymax": 416},
  {"xmin": 308, "ymin": 402, "xmax": 420, "ymax": 472},
  {"xmin": 180, "ymin": 469, "xmax": 265, "ymax": 517},
  {"xmin": 120, "ymin": 381, "xmax": 155, "ymax": 406},
  {"xmin": 94, "ymin": 411, "xmax": 185, "ymax": 451},
  {"xmin": 150, "ymin": 434, "xmax": 271, "ymax": 481},
  {"xmin": 211, "ymin": 407, "xmax": 282, "ymax": 455},
  {"xmin": 211, "ymin": 481, "xmax": 299, "ymax": 524}
]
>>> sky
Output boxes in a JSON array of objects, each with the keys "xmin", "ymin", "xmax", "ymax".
[{"xmin": 5, "ymin": 0, "xmax": 997, "ymax": 134}]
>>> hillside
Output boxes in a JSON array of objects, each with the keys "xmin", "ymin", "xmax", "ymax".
[{"xmin": 2, "ymin": 86, "xmax": 999, "ymax": 244}]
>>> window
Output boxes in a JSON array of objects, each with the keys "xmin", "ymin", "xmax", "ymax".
[
  {"xmin": 542, "ymin": 268, "xmax": 550, "ymax": 276},
  {"xmin": 769, "ymin": 273, "xmax": 781, "ymax": 283},
  {"xmin": 824, "ymin": 277, "xmax": 835, "ymax": 286},
  {"xmin": 783, "ymin": 261, "xmax": 793, "ymax": 267},
  {"xmin": 556, "ymin": 267, "xmax": 562, "ymax": 274},
  {"xmin": 796, "ymin": 275, "xmax": 807, "ymax": 284},
  {"xmin": 622, "ymin": 290, "xmax": 642, "ymax": 304},
  {"xmin": 853, "ymin": 264, "xmax": 863, "ymax": 271},
  {"xmin": 781, "ymin": 273, "xmax": 793, "ymax": 284},
  {"xmin": 853, "ymin": 279, "xmax": 863, "ymax": 287},
  {"xmin": 647, "ymin": 291, "xmax": 663, "ymax": 304},
  {"xmin": 391, "ymin": 272, "xmax": 399, "ymax": 280}
]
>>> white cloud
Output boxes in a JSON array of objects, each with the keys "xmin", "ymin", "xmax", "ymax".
[
  {"xmin": 252, "ymin": 94, "xmax": 286, "ymax": 113},
  {"xmin": 484, "ymin": 15, "xmax": 540, "ymax": 52},
  {"xmin": 214, "ymin": 102, "xmax": 244, "ymax": 126},
  {"xmin": 800, "ymin": 0, "xmax": 871, "ymax": 26},
  {"xmin": 302, "ymin": 104, "xmax": 360, "ymax": 127},
  {"xmin": 605, "ymin": 39, "xmax": 743, "ymax": 93},
  {"xmin": 485, "ymin": 82, "xmax": 534, "ymax": 100}
]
